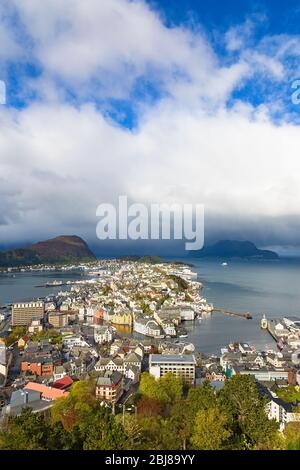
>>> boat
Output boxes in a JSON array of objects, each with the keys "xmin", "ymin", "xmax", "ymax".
[{"xmin": 221, "ymin": 262, "xmax": 228, "ymax": 266}]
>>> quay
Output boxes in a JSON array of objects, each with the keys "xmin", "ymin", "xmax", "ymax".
[{"xmin": 214, "ymin": 308, "xmax": 253, "ymax": 320}]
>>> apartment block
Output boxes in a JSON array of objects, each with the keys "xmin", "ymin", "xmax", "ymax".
[
  {"xmin": 149, "ymin": 354, "xmax": 196, "ymax": 384},
  {"xmin": 12, "ymin": 302, "xmax": 45, "ymax": 326}
]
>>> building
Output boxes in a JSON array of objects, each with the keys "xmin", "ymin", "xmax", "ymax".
[
  {"xmin": 149, "ymin": 354, "xmax": 196, "ymax": 384},
  {"xmin": 134, "ymin": 317, "xmax": 164, "ymax": 338},
  {"xmin": 4, "ymin": 389, "xmax": 52, "ymax": 416},
  {"xmin": 94, "ymin": 326, "xmax": 114, "ymax": 344},
  {"xmin": 266, "ymin": 397, "xmax": 300, "ymax": 432},
  {"xmin": 12, "ymin": 302, "xmax": 45, "ymax": 326},
  {"xmin": 95, "ymin": 370, "xmax": 124, "ymax": 403},
  {"xmin": 24, "ymin": 382, "xmax": 69, "ymax": 400},
  {"xmin": 21, "ymin": 356, "xmax": 53, "ymax": 377},
  {"xmin": 93, "ymin": 308, "xmax": 107, "ymax": 325},
  {"xmin": 0, "ymin": 340, "xmax": 7, "ymax": 377},
  {"xmin": 28, "ymin": 318, "xmax": 43, "ymax": 334},
  {"xmin": 111, "ymin": 311, "xmax": 133, "ymax": 326},
  {"xmin": 48, "ymin": 311, "xmax": 68, "ymax": 329}
]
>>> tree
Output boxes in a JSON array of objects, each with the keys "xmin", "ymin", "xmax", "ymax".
[
  {"xmin": 168, "ymin": 400, "xmax": 192, "ymax": 450},
  {"xmin": 83, "ymin": 408, "xmax": 127, "ymax": 450},
  {"xmin": 139, "ymin": 372, "xmax": 182, "ymax": 407},
  {"xmin": 0, "ymin": 408, "xmax": 48, "ymax": 450},
  {"xmin": 284, "ymin": 422, "xmax": 300, "ymax": 450},
  {"xmin": 51, "ymin": 379, "xmax": 98, "ymax": 431},
  {"xmin": 191, "ymin": 407, "xmax": 232, "ymax": 450},
  {"xmin": 187, "ymin": 380, "xmax": 217, "ymax": 416},
  {"xmin": 137, "ymin": 396, "xmax": 162, "ymax": 417},
  {"xmin": 218, "ymin": 374, "xmax": 279, "ymax": 448}
]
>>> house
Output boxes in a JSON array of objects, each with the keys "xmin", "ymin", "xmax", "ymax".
[
  {"xmin": 63, "ymin": 335, "xmax": 89, "ymax": 348},
  {"xmin": 4, "ymin": 389, "xmax": 51, "ymax": 416},
  {"xmin": 266, "ymin": 353, "xmax": 286, "ymax": 368},
  {"xmin": 24, "ymin": 382, "xmax": 69, "ymax": 401},
  {"xmin": 95, "ymin": 357, "xmax": 124, "ymax": 373},
  {"xmin": 94, "ymin": 326, "xmax": 114, "ymax": 344},
  {"xmin": 21, "ymin": 355, "xmax": 53, "ymax": 377},
  {"xmin": 125, "ymin": 365, "xmax": 140, "ymax": 383},
  {"xmin": 95, "ymin": 371, "xmax": 124, "ymax": 403},
  {"xmin": 238, "ymin": 343, "xmax": 254, "ymax": 354},
  {"xmin": 123, "ymin": 352, "xmax": 142, "ymax": 371},
  {"xmin": 134, "ymin": 316, "xmax": 164, "ymax": 338},
  {"xmin": 17, "ymin": 336, "xmax": 30, "ymax": 349},
  {"xmin": 52, "ymin": 376, "xmax": 73, "ymax": 390},
  {"xmin": 28, "ymin": 318, "xmax": 43, "ymax": 334},
  {"xmin": 266, "ymin": 397, "xmax": 300, "ymax": 431},
  {"xmin": 110, "ymin": 311, "xmax": 133, "ymax": 326}
]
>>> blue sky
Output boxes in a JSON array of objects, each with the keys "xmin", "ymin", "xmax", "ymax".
[{"xmin": 0, "ymin": 0, "xmax": 300, "ymax": 255}]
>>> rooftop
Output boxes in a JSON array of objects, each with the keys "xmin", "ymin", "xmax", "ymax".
[{"xmin": 150, "ymin": 354, "xmax": 196, "ymax": 364}]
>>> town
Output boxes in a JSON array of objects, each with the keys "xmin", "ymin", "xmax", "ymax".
[{"xmin": 0, "ymin": 259, "xmax": 300, "ymax": 449}]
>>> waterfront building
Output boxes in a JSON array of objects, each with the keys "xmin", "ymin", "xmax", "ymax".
[
  {"xmin": 133, "ymin": 316, "xmax": 164, "ymax": 338},
  {"xmin": 149, "ymin": 354, "xmax": 196, "ymax": 385},
  {"xmin": 12, "ymin": 301, "xmax": 45, "ymax": 326},
  {"xmin": 111, "ymin": 311, "xmax": 133, "ymax": 326}
]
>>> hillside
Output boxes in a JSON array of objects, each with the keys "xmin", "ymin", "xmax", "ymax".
[
  {"xmin": 0, "ymin": 235, "xmax": 96, "ymax": 267},
  {"xmin": 192, "ymin": 240, "xmax": 279, "ymax": 259}
]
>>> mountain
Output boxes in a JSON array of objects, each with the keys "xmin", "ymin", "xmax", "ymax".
[
  {"xmin": 0, "ymin": 235, "xmax": 96, "ymax": 267},
  {"xmin": 192, "ymin": 240, "xmax": 279, "ymax": 259}
]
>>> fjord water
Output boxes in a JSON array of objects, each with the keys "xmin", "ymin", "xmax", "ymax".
[
  {"xmin": 185, "ymin": 258, "xmax": 300, "ymax": 354},
  {"xmin": 1, "ymin": 259, "xmax": 300, "ymax": 354}
]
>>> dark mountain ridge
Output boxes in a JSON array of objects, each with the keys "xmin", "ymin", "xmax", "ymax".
[
  {"xmin": 0, "ymin": 235, "xmax": 96, "ymax": 267},
  {"xmin": 192, "ymin": 240, "xmax": 279, "ymax": 259}
]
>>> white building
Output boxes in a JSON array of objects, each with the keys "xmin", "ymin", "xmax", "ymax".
[
  {"xmin": 266, "ymin": 397, "xmax": 300, "ymax": 432},
  {"xmin": 149, "ymin": 354, "xmax": 196, "ymax": 385},
  {"xmin": 94, "ymin": 326, "xmax": 114, "ymax": 344},
  {"xmin": 134, "ymin": 317, "xmax": 164, "ymax": 338},
  {"xmin": 63, "ymin": 336, "xmax": 89, "ymax": 348}
]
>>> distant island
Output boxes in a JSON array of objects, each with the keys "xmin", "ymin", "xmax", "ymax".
[
  {"xmin": 192, "ymin": 240, "xmax": 279, "ymax": 260},
  {"xmin": 0, "ymin": 235, "xmax": 96, "ymax": 267},
  {"xmin": 119, "ymin": 255, "xmax": 194, "ymax": 267}
]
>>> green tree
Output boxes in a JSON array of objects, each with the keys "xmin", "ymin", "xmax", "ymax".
[
  {"xmin": 139, "ymin": 372, "xmax": 182, "ymax": 407},
  {"xmin": 284, "ymin": 422, "xmax": 300, "ymax": 450},
  {"xmin": 51, "ymin": 379, "xmax": 97, "ymax": 431},
  {"xmin": 187, "ymin": 380, "xmax": 217, "ymax": 416},
  {"xmin": 0, "ymin": 408, "xmax": 48, "ymax": 450},
  {"xmin": 191, "ymin": 407, "xmax": 232, "ymax": 450},
  {"xmin": 218, "ymin": 374, "xmax": 278, "ymax": 448},
  {"xmin": 83, "ymin": 408, "xmax": 127, "ymax": 450}
]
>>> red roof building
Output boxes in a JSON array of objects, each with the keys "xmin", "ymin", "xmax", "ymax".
[{"xmin": 52, "ymin": 376, "xmax": 73, "ymax": 390}]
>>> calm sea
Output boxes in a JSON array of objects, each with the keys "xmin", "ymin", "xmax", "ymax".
[{"xmin": 1, "ymin": 258, "xmax": 300, "ymax": 354}]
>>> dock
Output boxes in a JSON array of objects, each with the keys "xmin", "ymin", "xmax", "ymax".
[{"xmin": 214, "ymin": 308, "xmax": 253, "ymax": 320}]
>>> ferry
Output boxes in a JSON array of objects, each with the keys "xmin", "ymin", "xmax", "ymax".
[{"xmin": 221, "ymin": 262, "xmax": 228, "ymax": 267}]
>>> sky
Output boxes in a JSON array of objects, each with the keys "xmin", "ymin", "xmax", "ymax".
[{"xmin": 0, "ymin": 0, "xmax": 300, "ymax": 256}]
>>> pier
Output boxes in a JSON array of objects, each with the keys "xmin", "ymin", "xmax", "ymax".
[{"xmin": 214, "ymin": 308, "xmax": 253, "ymax": 320}]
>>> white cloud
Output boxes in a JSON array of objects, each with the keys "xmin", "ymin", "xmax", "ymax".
[{"xmin": 0, "ymin": 0, "xmax": 300, "ymax": 250}]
